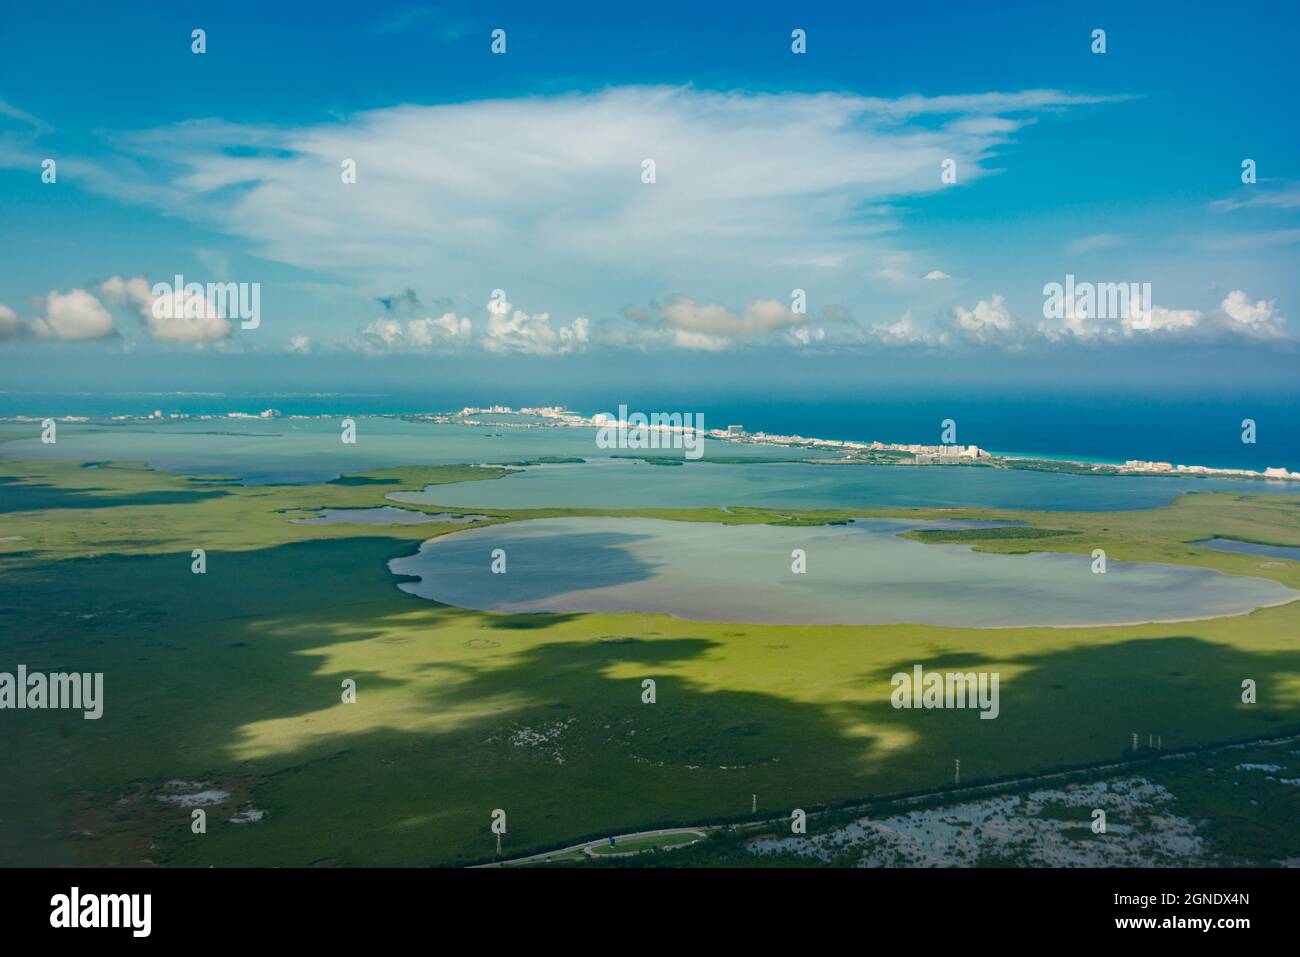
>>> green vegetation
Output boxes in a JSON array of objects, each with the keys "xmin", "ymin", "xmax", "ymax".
[
  {"xmin": 904, "ymin": 526, "xmax": 1074, "ymax": 544},
  {"xmin": 998, "ymin": 458, "xmax": 1119, "ymax": 477},
  {"xmin": 1, "ymin": 458, "xmax": 1299, "ymax": 867},
  {"xmin": 617, "ymin": 737, "xmax": 1300, "ymax": 868},
  {"xmin": 500, "ymin": 456, "xmax": 586, "ymax": 466}
]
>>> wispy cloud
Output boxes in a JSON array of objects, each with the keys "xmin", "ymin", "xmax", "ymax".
[
  {"xmin": 1066, "ymin": 233, "xmax": 1128, "ymax": 255},
  {"xmin": 370, "ymin": 6, "xmax": 474, "ymax": 41},
  {"xmin": 1198, "ymin": 229, "xmax": 1300, "ymax": 251},
  {"xmin": 0, "ymin": 97, "xmax": 49, "ymax": 133},
  {"xmin": 62, "ymin": 85, "xmax": 1130, "ymax": 322},
  {"xmin": 1208, "ymin": 185, "xmax": 1300, "ymax": 212}
]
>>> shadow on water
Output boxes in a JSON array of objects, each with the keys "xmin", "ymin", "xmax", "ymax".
[{"xmin": 393, "ymin": 529, "xmax": 661, "ymax": 606}]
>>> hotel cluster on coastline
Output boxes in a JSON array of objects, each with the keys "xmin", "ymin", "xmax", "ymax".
[
  {"xmin": 715, "ymin": 424, "xmax": 986, "ymax": 463},
  {"xmin": 455, "ymin": 405, "xmax": 589, "ymax": 427},
  {"xmin": 1120, "ymin": 459, "xmax": 1300, "ymax": 481},
  {"xmin": 441, "ymin": 407, "xmax": 1298, "ymax": 481},
  {"xmin": 23, "ymin": 405, "xmax": 1292, "ymax": 483}
]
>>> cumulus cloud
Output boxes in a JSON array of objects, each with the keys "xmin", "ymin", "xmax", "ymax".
[
  {"xmin": 869, "ymin": 311, "xmax": 934, "ymax": 347},
  {"xmin": 1219, "ymin": 289, "xmax": 1284, "ymax": 335},
  {"xmin": 353, "ymin": 294, "xmax": 584, "ymax": 355},
  {"xmin": 483, "ymin": 298, "xmax": 588, "ymax": 355},
  {"xmin": 0, "ymin": 303, "xmax": 22, "ymax": 339},
  {"xmin": 2, "ymin": 276, "xmax": 246, "ymax": 345},
  {"xmin": 922, "ymin": 270, "xmax": 951, "ymax": 281},
  {"xmin": 38, "ymin": 289, "xmax": 116, "ymax": 340},
  {"xmin": 410, "ymin": 313, "xmax": 475, "ymax": 347},
  {"xmin": 621, "ymin": 295, "xmax": 819, "ymax": 351},
  {"xmin": 1038, "ymin": 297, "xmax": 1204, "ymax": 342},
  {"xmin": 945, "ymin": 294, "xmax": 1020, "ymax": 346},
  {"xmin": 1136, "ymin": 305, "xmax": 1203, "ymax": 336},
  {"xmin": 99, "ymin": 275, "xmax": 232, "ymax": 342},
  {"xmin": 358, "ymin": 312, "xmax": 473, "ymax": 353},
  {"xmin": 288, "ymin": 334, "xmax": 311, "ymax": 353},
  {"xmin": 0, "ymin": 288, "xmax": 117, "ymax": 341},
  {"xmin": 783, "ymin": 325, "xmax": 827, "ymax": 347},
  {"xmin": 1035, "ymin": 287, "xmax": 1288, "ymax": 343},
  {"xmin": 1222, "ymin": 289, "xmax": 1284, "ymax": 327}
]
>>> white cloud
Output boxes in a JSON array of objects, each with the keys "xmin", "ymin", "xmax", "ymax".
[
  {"xmin": 0, "ymin": 97, "xmax": 48, "ymax": 133},
  {"xmin": 0, "ymin": 303, "xmax": 22, "ymax": 340},
  {"xmin": 40, "ymin": 289, "xmax": 116, "ymax": 340},
  {"xmin": 288, "ymin": 334, "xmax": 312, "ymax": 353},
  {"xmin": 410, "ymin": 313, "xmax": 474, "ymax": 347},
  {"xmin": 358, "ymin": 311, "xmax": 474, "ymax": 353},
  {"xmin": 1034, "ymin": 288, "xmax": 1289, "ymax": 343},
  {"xmin": 846, "ymin": 90, "xmax": 1132, "ymax": 119},
  {"xmin": 783, "ymin": 325, "xmax": 826, "ymax": 347},
  {"xmin": 1209, "ymin": 186, "xmax": 1300, "ymax": 212},
  {"xmin": 621, "ymin": 295, "xmax": 818, "ymax": 351},
  {"xmin": 922, "ymin": 270, "xmax": 951, "ymax": 281},
  {"xmin": 1135, "ymin": 305, "xmax": 1202, "ymax": 335},
  {"xmin": 1066, "ymin": 233, "xmax": 1127, "ymax": 254},
  {"xmin": 1038, "ymin": 299, "xmax": 1204, "ymax": 341},
  {"xmin": 1219, "ymin": 290, "xmax": 1285, "ymax": 337},
  {"xmin": 99, "ymin": 275, "xmax": 232, "ymax": 342},
  {"xmin": 354, "ymin": 295, "xmax": 582, "ymax": 355},
  {"xmin": 870, "ymin": 311, "xmax": 934, "ymax": 346},
  {"xmin": 361, "ymin": 317, "xmax": 406, "ymax": 349},
  {"xmin": 77, "ymin": 86, "xmax": 1124, "ymax": 319},
  {"xmin": 482, "ymin": 296, "xmax": 588, "ymax": 355},
  {"xmin": 1, "ymin": 288, "xmax": 118, "ymax": 341},
  {"xmin": 1198, "ymin": 229, "xmax": 1300, "ymax": 252},
  {"xmin": 946, "ymin": 293, "xmax": 1020, "ymax": 346}
]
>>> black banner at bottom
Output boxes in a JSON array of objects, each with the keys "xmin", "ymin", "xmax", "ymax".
[{"xmin": 0, "ymin": 866, "xmax": 1288, "ymax": 942}]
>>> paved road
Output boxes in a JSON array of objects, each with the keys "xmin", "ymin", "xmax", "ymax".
[
  {"xmin": 478, "ymin": 731, "xmax": 1300, "ymax": 867},
  {"xmin": 475, "ymin": 828, "xmax": 708, "ymax": 868}
]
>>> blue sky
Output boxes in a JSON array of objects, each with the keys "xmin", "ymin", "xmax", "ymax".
[{"xmin": 1, "ymin": 0, "xmax": 1298, "ymax": 397}]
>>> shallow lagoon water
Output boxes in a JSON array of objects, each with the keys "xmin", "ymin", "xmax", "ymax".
[
  {"xmin": 0, "ymin": 418, "xmax": 823, "ymax": 485},
  {"xmin": 392, "ymin": 457, "xmax": 1300, "ymax": 513},
  {"xmin": 1195, "ymin": 537, "xmax": 1300, "ymax": 561},
  {"xmin": 389, "ymin": 517, "xmax": 1299, "ymax": 627},
  {"xmin": 6, "ymin": 417, "xmax": 1298, "ymax": 511}
]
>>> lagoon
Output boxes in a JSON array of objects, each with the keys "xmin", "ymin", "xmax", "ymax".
[
  {"xmin": 6, "ymin": 417, "xmax": 1298, "ymax": 512},
  {"xmin": 1195, "ymin": 537, "xmax": 1300, "ymax": 561},
  {"xmin": 0, "ymin": 418, "xmax": 815, "ymax": 484},
  {"xmin": 392, "ymin": 457, "xmax": 1299, "ymax": 513},
  {"xmin": 389, "ymin": 517, "xmax": 1299, "ymax": 627}
]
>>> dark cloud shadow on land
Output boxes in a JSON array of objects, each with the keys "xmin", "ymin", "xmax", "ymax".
[{"xmin": 3, "ymin": 534, "xmax": 1298, "ymax": 866}]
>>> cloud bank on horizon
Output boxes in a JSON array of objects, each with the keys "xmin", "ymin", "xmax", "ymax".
[{"xmin": 0, "ymin": 6, "xmax": 1297, "ymax": 369}]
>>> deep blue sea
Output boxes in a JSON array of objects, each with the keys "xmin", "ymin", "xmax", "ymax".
[{"xmin": 2, "ymin": 389, "xmax": 1297, "ymax": 472}]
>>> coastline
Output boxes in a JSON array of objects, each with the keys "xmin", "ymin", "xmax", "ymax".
[{"xmin": 3, "ymin": 404, "xmax": 1298, "ymax": 484}]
